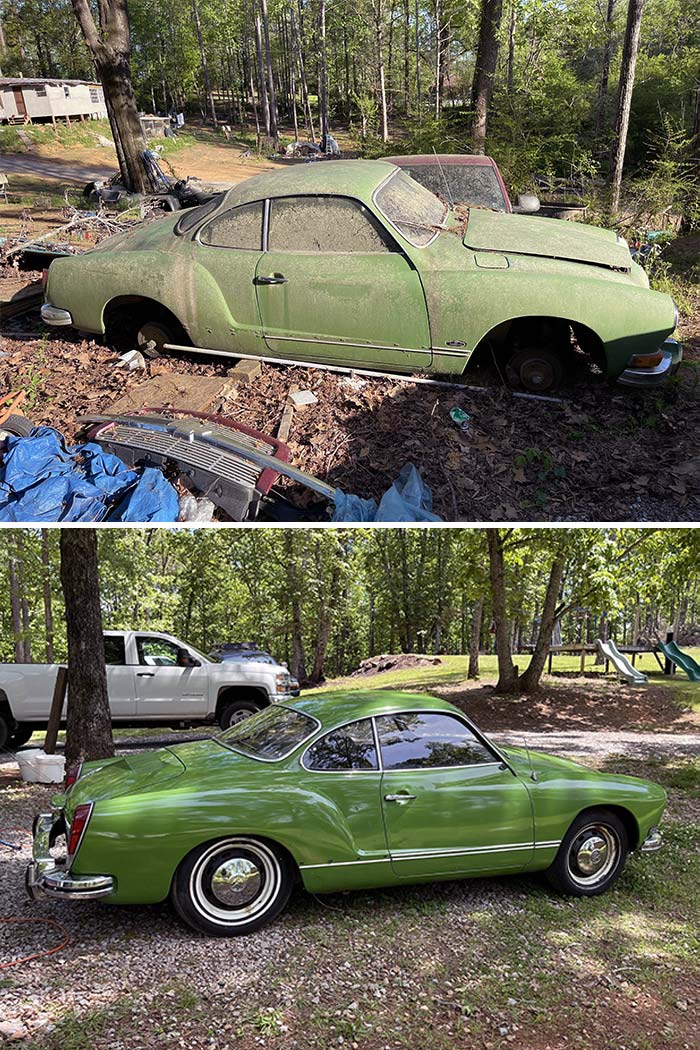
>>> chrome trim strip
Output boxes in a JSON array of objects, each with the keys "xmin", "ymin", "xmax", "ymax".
[
  {"xmin": 299, "ymin": 840, "xmax": 561, "ymax": 871},
  {"xmin": 382, "ymin": 761, "xmax": 502, "ymax": 774},
  {"xmin": 263, "ymin": 333, "xmax": 433, "ymax": 355}
]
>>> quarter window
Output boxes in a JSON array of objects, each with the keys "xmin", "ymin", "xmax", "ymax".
[
  {"xmin": 304, "ymin": 718, "xmax": 378, "ymax": 771},
  {"xmin": 268, "ymin": 196, "xmax": 393, "ymax": 253},
  {"xmin": 374, "ymin": 169, "xmax": 446, "ymax": 247},
  {"xmin": 222, "ymin": 705, "xmax": 318, "ymax": 761},
  {"xmin": 375, "ymin": 712, "xmax": 493, "ymax": 770},
  {"xmin": 199, "ymin": 201, "xmax": 263, "ymax": 249}
]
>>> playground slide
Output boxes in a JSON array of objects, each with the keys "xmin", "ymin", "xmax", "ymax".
[
  {"xmin": 595, "ymin": 639, "xmax": 648, "ymax": 685},
  {"xmin": 657, "ymin": 640, "xmax": 700, "ymax": 682}
]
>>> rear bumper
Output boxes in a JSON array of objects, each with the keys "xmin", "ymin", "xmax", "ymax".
[
  {"xmin": 41, "ymin": 302, "xmax": 73, "ymax": 326},
  {"xmin": 616, "ymin": 339, "xmax": 682, "ymax": 388},
  {"xmin": 640, "ymin": 826, "xmax": 663, "ymax": 853},
  {"xmin": 26, "ymin": 812, "xmax": 114, "ymax": 901}
]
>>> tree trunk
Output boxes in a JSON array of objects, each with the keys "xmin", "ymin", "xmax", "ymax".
[
  {"xmin": 254, "ymin": 12, "xmax": 271, "ymax": 137},
  {"xmin": 60, "ymin": 530, "xmax": 114, "ymax": 766},
  {"xmin": 607, "ymin": 0, "xmax": 645, "ymax": 212},
  {"xmin": 318, "ymin": 0, "xmax": 329, "ymax": 142},
  {"xmin": 16, "ymin": 534, "xmax": 32, "ymax": 663},
  {"xmin": 468, "ymin": 597, "xmax": 484, "ymax": 678},
  {"xmin": 284, "ymin": 533, "xmax": 307, "ymax": 684},
  {"xmin": 375, "ymin": 0, "xmax": 389, "ymax": 141},
  {"xmin": 192, "ymin": 0, "xmax": 217, "ymax": 125},
  {"xmin": 41, "ymin": 529, "xmax": 55, "ymax": 663},
  {"xmin": 485, "ymin": 530, "xmax": 519, "ymax": 692},
  {"xmin": 8, "ymin": 540, "xmax": 25, "ymax": 663},
  {"xmin": 260, "ymin": 0, "xmax": 279, "ymax": 145},
  {"xmin": 517, "ymin": 555, "xmax": 567, "ymax": 692},
  {"xmin": 434, "ymin": 0, "xmax": 441, "ymax": 118},
  {"xmin": 507, "ymin": 2, "xmax": 516, "ymax": 94},
  {"xmin": 415, "ymin": 0, "xmax": 422, "ymax": 118},
  {"xmin": 70, "ymin": 0, "xmax": 149, "ymax": 193},
  {"xmin": 595, "ymin": 0, "xmax": 616, "ymax": 138},
  {"xmin": 470, "ymin": 0, "xmax": 503, "ymax": 153}
]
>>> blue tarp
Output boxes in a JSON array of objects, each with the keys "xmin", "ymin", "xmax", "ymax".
[
  {"xmin": 331, "ymin": 464, "xmax": 442, "ymax": 522},
  {"xmin": 0, "ymin": 428, "xmax": 178, "ymax": 522}
]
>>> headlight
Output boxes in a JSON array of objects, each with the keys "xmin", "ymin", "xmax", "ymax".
[{"xmin": 275, "ymin": 672, "xmax": 290, "ymax": 692}]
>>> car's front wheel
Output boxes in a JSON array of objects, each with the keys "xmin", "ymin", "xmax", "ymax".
[
  {"xmin": 506, "ymin": 347, "xmax": 565, "ymax": 392},
  {"xmin": 171, "ymin": 837, "xmax": 294, "ymax": 935},
  {"xmin": 546, "ymin": 809, "xmax": 628, "ymax": 896}
]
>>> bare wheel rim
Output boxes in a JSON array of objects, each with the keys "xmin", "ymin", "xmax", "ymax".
[
  {"xmin": 226, "ymin": 707, "xmax": 255, "ymax": 728},
  {"xmin": 137, "ymin": 321, "xmax": 172, "ymax": 352},
  {"xmin": 567, "ymin": 824, "xmax": 619, "ymax": 888},
  {"xmin": 519, "ymin": 354, "xmax": 556, "ymax": 390},
  {"xmin": 189, "ymin": 839, "xmax": 282, "ymax": 927}
]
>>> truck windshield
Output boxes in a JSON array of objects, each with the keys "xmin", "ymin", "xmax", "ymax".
[
  {"xmin": 374, "ymin": 169, "xmax": 447, "ymax": 247},
  {"xmin": 221, "ymin": 705, "xmax": 318, "ymax": 761}
]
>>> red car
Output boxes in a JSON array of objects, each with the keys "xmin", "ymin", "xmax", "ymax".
[{"xmin": 385, "ymin": 154, "xmax": 539, "ymax": 214}]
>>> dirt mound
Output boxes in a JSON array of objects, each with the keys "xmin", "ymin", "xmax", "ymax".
[{"xmin": 350, "ymin": 653, "xmax": 443, "ymax": 677}]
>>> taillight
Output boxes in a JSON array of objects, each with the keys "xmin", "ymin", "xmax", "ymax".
[
  {"xmin": 64, "ymin": 761, "xmax": 83, "ymax": 791},
  {"xmin": 67, "ymin": 803, "xmax": 92, "ymax": 857},
  {"xmin": 41, "ymin": 268, "xmax": 49, "ymax": 291}
]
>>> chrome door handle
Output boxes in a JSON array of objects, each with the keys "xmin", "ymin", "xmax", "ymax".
[
  {"xmin": 384, "ymin": 794, "xmax": 416, "ymax": 804},
  {"xmin": 254, "ymin": 274, "xmax": 288, "ymax": 285},
  {"xmin": 137, "ymin": 671, "xmax": 155, "ymax": 677}
]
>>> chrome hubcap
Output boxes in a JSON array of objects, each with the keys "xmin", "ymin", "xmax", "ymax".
[
  {"xmin": 227, "ymin": 708, "xmax": 252, "ymax": 727},
  {"xmin": 211, "ymin": 857, "xmax": 261, "ymax": 907},
  {"xmin": 568, "ymin": 824, "xmax": 618, "ymax": 887}
]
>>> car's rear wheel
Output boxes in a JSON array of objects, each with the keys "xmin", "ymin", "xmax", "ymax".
[
  {"xmin": 218, "ymin": 698, "xmax": 262, "ymax": 730},
  {"xmin": 506, "ymin": 347, "xmax": 565, "ymax": 392},
  {"xmin": 546, "ymin": 809, "xmax": 628, "ymax": 897},
  {"xmin": 171, "ymin": 837, "xmax": 294, "ymax": 936},
  {"xmin": 136, "ymin": 319, "xmax": 177, "ymax": 357}
]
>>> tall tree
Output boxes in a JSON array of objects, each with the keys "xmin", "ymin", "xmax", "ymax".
[
  {"xmin": 470, "ymin": 0, "xmax": 503, "ymax": 152},
  {"xmin": 485, "ymin": 530, "xmax": 519, "ymax": 692},
  {"xmin": 41, "ymin": 529, "xmax": 55, "ymax": 663},
  {"xmin": 60, "ymin": 529, "xmax": 114, "ymax": 766},
  {"xmin": 192, "ymin": 0, "xmax": 217, "ymax": 125},
  {"xmin": 607, "ymin": 0, "xmax": 645, "ymax": 212}
]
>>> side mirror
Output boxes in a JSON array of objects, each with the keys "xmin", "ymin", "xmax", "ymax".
[
  {"xmin": 513, "ymin": 193, "xmax": 540, "ymax": 214},
  {"xmin": 177, "ymin": 648, "xmax": 199, "ymax": 667}
]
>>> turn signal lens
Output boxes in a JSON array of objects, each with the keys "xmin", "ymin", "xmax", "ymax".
[
  {"xmin": 628, "ymin": 351, "xmax": 663, "ymax": 369},
  {"xmin": 64, "ymin": 762, "xmax": 83, "ymax": 791},
  {"xmin": 41, "ymin": 269, "xmax": 49, "ymax": 290},
  {"xmin": 67, "ymin": 803, "xmax": 92, "ymax": 857}
]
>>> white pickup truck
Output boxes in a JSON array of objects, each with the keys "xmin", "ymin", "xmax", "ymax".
[{"xmin": 0, "ymin": 630, "xmax": 299, "ymax": 750}]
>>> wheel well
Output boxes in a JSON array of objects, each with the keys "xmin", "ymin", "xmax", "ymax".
[
  {"xmin": 102, "ymin": 296, "xmax": 190, "ymax": 346},
  {"xmin": 572, "ymin": 804, "xmax": 640, "ymax": 851},
  {"xmin": 215, "ymin": 686, "xmax": 269, "ymax": 719},
  {"xmin": 469, "ymin": 316, "xmax": 605, "ymax": 369},
  {"xmin": 0, "ymin": 693, "xmax": 17, "ymax": 732}
]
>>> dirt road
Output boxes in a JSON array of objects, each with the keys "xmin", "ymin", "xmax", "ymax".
[{"xmin": 0, "ymin": 153, "xmax": 116, "ymax": 183}]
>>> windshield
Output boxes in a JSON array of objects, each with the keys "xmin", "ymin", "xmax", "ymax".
[
  {"xmin": 221, "ymin": 705, "xmax": 318, "ymax": 760},
  {"xmin": 399, "ymin": 163, "xmax": 507, "ymax": 211},
  {"xmin": 374, "ymin": 169, "xmax": 447, "ymax": 247}
]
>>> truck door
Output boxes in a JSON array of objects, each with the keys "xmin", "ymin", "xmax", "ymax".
[
  {"xmin": 133, "ymin": 635, "xmax": 209, "ymax": 720},
  {"xmin": 104, "ymin": 634, "xmax": 137, "ymax": 720}
]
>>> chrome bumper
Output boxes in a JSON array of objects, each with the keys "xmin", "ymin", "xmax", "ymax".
[
  {"xmin": 640, "ymin": 826, "xmax": 663, "ymax": 853},
  {"xmin": 41, "ymin": 302, "xmax": 73, "ymax": 326},
  {"xmin": 26, "ymin": 812, "xmax": 114, "ymax": 901},
  {"xmin": 617, "ymin": 340, "xmax": 683, "ymax": 388}
]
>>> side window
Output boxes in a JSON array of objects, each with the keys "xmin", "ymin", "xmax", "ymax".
[
  {"xmin": 375, "ymin": 712, "xmax": 493, "ymax": 770},
  {"xmin": 199, "ymin": 201, "xmax": 263, "ymax": 249},
  {"xmin": 268, "ymin": 196, "xmax": 394, "ymax": 253},
  {"xmin": 304, "ymin": 718, "xmax": 378, "ymax": 771},
  {"xmin": 137, "ymin": 637, "xmax": 180, "ymax": 667},
  {"xmin": 104, "ymin": 636, "xmax": 126, "ymax": 665}
]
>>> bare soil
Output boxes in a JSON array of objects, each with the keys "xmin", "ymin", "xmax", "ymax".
[{"xmin": 350, "ymin": 654, "xmax": 444, "ymax": 676}]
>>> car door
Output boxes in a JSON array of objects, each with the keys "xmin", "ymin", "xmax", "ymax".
[
  {"xmin": 133, "ymin": 636, "xmax": 209, "ymax": 720},
  {"xmin": 376, "ymin": 711, "xmax": 535, "ymax": 878},
  {"xmin": 300, "ymin": 717, "xmax": 386, "ymax": 860},
  {"xmin": 255, "ymin": 194, "xmax": 432, "ymax": 370}
]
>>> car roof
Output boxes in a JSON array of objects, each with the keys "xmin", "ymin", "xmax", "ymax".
[
  {"xmin": 385, "ymin": 154, "xmax": 499, "ymax": 168},
  {"xmin": 224, "ymin": 159, "xmax": 398, "ymax": 206},
  {"xmin": 285, "ymin": 689, "xmax": 459, "ymax": 728}
]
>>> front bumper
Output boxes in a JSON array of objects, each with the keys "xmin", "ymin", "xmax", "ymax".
[
  {"xmin": 26, "ymin": 812, "xmax": 114, "ymax": 901},
  {"xmin": 41, "ymin": 302, "xmax": 73, "ymax": 326},
  {"xmin": 617, "ymin": 339, "xmax": 683, "ymax": 388},
  {"xmin": 640, "ymin": 826, "xmax": 663, "ymax": 853}
]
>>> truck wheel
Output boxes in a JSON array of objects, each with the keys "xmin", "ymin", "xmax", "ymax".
[
  {"xmin": 8, "ymin": 724, "xmax": 35, "ymax": 750},
  {"xmin": 171, "ymin": 836, "xmax": 294, "ymax": 936},
  {"xmin": 218, "ymin": 699, "xmax": 262, "ymax": 730},
  {"xmin": 506, "ymin": 347, "xmax": 564, "ymax": 392},
  {"xmin": 0, "ymin": 715, "xmax": 9, "ymax": 750}
]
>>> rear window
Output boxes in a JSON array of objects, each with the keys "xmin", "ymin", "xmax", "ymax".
[
  {"xmin": 400, "ymin": 163, "xmax": 507, "ymax": 211},
  {"xmin": 374, "ymin": 169, "xmax": 446, "ymax": 247},
  {"xmin": 221, "ymin": 705, "xmax": 317, "ymax": 760},
  {"xmin": 175, "ymin": 192, "xmax": 226, "ymax": 235}
]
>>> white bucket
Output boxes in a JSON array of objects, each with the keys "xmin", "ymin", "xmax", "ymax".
[{"xmin": 17, "ymin": 749, "xmax": 66, "ymax": 784}]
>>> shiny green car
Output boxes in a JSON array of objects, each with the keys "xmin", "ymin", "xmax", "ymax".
[
  {"xmin": 41, "ymin": 161, "xmax": 680, "ymax": 392},
  {"xmin": 28, "ymin": 691, "xmax": 665, "ymax": 936}
]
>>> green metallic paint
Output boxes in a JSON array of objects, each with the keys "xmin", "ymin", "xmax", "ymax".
[
  {"xmin": 45, "ymin": 162, "xmax": 677, "ymax": 381},
  {"xmin": 62, "ymin": 691, "xmax": 666, "ymax": 905}
]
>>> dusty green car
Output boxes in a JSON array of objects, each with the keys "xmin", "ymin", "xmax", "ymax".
[
  {"xmin": 42, "ymin": 161, "xmax": 680, "ymax": 392},
  {"xmin": 27, "ymin": 691, "xmax": 665, "ymax": 936}
]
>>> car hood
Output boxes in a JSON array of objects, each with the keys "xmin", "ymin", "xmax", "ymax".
[
  {"xmin": 502, "ymin": 746, "xmax": 666, "ymax": 797},
  {"xmin": 463, "ymin": 210, "xmax": 631, "ymax": 271}
]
